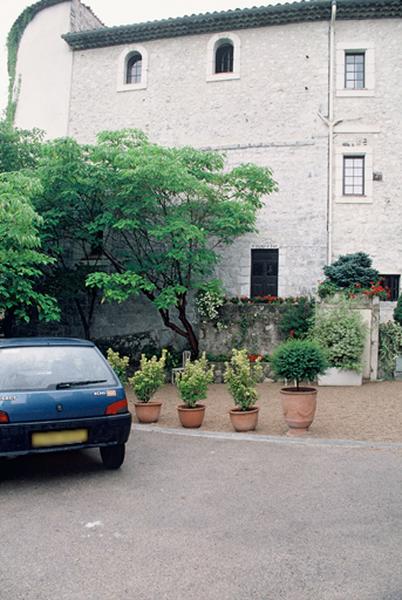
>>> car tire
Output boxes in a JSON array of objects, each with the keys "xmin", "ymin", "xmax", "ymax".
[{"xmin": 100, "ymin": 444, "xmax": 125, "ymax": 469}]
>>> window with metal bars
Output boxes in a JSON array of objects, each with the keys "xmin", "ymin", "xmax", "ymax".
[
  {"xmin": 343, "ymin": 156, "xmax": 365, "ymax": 196},
  {"xmin": 379, "ymin": 275, "xmax": 400, "ymax": 301},
  {"xmin": 345, "ymin": 52, "xmax": 365, "ymax": 89},
  {"xmin": 215, "ymin": 42, "xmax": 234, "ymax": 74},
  {"xmin": 126, "ymin": 52, "xmax": 142, "ymax": 84}
]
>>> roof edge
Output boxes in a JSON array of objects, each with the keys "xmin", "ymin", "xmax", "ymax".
[{"xmin": 62, "ymin": 0, "xmax": 402, "ymax": 51}]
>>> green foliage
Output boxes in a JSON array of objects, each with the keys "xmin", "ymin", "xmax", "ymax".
[
  {"xmin": 0, "ymin": 172, "xmax": 59, "ymax": 323},
  {"xmin": 176, "ymin": 353, "xmax": 214, "ymax": 407},
  {"xmin": 279, "ymin": 297, "xmax": 315, "ymax": 339},
  {"xmin": 310, "ymin": 304, "xmax": 365, "ymax": 372},
  {"xmin": 107, "ymin": 348, "xmax": 130, "ymax": 385},
  {"xmin": 394, "ymin": 296, "xmax": 402, "ymax": 328},
  {"xmin": 317, "ymin": 280, "xmax": 339, "ymax": 299},
  {"xmin": 196, "ymin": 281, "xmax": 225, "ymax": 322},
  {"xmin": 0, "ymin": 122, "xmax": 43, "ymax": 173},
  {"xmin": 129, "ymin": 350, "xmax": 167, "ymax": 403},
  {"xmin": 224, "ymin": 349, "xmax": 263, "ymax": 411},
  {"xmin": 323, "ymin": 252, "xmax": 379, "ymax": 290},
  {"xmin": 85, "ymin": 129, "xmax": 277, "ymax": 354},
  {"xmin": 271, "ymin": 340, "xmax": 327, "ymax": 389},
  {"xmin": 378, "ymin": 322, "xmax": 402, "ymax": 379},
  {"xmin": 206, "ymin": 353, "xmax": 229, "ymax": 363}
]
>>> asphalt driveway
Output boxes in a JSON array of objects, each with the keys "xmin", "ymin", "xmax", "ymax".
[{"xmin": 1, "ymin": 430, "xmax": 402, "ymax": 600}]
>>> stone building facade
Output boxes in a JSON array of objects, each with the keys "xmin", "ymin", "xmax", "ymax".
[{"xmin": 9, "ymin": 0, "xmax": 402, "ymax": 341}]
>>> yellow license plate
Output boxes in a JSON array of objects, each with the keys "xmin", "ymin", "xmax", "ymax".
[{"xmin": 32, "ymin": 429, "xmax": 88, "ymax": 448}]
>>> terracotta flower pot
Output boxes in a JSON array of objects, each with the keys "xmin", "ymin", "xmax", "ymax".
[
  {"xmin": 280, "ymin": 387, "xmax": 317, "ymax": 436},
  {"xmin": 177, "ymin": 404, "xmax": 206, "ymax": 428},
  {"xmin": 134, "ymin": 401, "xmax": 162, "ymax": 423},
  {"xmin": 229, "ymin": 406, "xmax": 259, "ymax": 432}
]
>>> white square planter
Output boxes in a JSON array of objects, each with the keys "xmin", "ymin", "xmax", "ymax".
[{"xmin": 318, "ymin": 367, "xmax": 363, "ymax": 386}]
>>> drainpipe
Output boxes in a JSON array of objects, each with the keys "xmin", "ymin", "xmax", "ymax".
[{"xmin": 327, "ymin": 0, "xmax": 337, "ymax": 264}]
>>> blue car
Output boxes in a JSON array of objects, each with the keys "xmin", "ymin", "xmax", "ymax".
[{"xmin": 0, "ymin": 338, "xmax": 131, "ymax": 469}]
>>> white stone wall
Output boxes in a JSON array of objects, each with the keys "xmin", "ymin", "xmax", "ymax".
[
  {"xmin": 332, "ymin": 19, "xmax": 402, "ymax": 286},
  {"xmin": 68, "ymin": 21, "xmax": 330, "ymax": 297},
  {"xmin": 14, "ymin": 2, "xmax": 73, "ymax": 138}
]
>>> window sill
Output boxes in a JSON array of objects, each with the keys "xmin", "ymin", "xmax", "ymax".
[
  {"xmin": 336, "ymin": 195, "xmax": 373, "ymax": 204},
  {"xmin": 117, "ymin": 83, "xmax": 147, "ymax": 92},
  {"xmin": 336, "ymin": 89, "xmax": 375, "ymax": 98},
  {"xmin": 206, "ymin": 73, "xmax": 240, "ymax": 83}
]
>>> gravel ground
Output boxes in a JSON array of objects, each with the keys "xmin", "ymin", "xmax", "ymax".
[{"xmin": 127, "ymin": 381, "xmax": 402, "ymax": 442}]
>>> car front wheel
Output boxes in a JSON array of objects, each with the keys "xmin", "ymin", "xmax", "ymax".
[{"xmin": 100, "ymin": 444, "xmax": 125, "ymax": 469}]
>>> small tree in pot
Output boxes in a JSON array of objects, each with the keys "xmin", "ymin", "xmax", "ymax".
[
  {"xmin": 224, "ymin": 349, "xmax": 263, "ymax": 432},
  {"xmin": 129, "ymin": 350, "xmax": 167, "ymax": 423},
  {"xmin": 271, "ymin": 340, "xmax": 327, "ymax": 436},
  {"xmin": 176, "ymin": 354, "xmax": 214, "ymax": 428}
]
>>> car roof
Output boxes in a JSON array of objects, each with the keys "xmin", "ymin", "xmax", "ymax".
[{"xmin": 0, "ymin": 337, "xmax": 95, "ymax": 348}]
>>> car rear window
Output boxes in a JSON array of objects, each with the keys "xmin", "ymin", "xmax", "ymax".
[{"xmin": 0, "ymin": 346, "xmax": 117, "ymax": 392}]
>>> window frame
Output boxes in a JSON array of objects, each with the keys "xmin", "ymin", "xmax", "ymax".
[
  {"xmin": 126, "ymin": 52, "xmax": 143, "ymax": 85},
  {"xmin": 379, "ymin": 275, "xmax": 400, "ymax": 302},
  {"xmin": 344, "ymin": 51, "xmax": 365, "ymax": 90},
  {"xmin": 336, "ymin": 42, "xmax": 375, "ymax": 97},
  {"xmin": 117, "ymin": 45, "xmax": 148, "ymax": 92},
  {"xmin": 335, "ymin": 145, "xmax": 373, "ymax": 204},
  {"xmin": 342, "ymin": 155, "xmax": 365, "ymax": 196},
  {"xmin": 250, "ymin": 249, "xmax": 279, "ymax": 298},
  {"xmin": 206, "ymin": 32, "xmax": 241, "ymax": 82}
]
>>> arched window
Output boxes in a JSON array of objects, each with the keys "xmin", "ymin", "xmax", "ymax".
[
  {"xmin": 215, "ymin": 42, "xmax": 234, "ymax": 74},
  {"xmin": 126, "ymin": 52, "xmax": 142, "ymax": 84},
  {"xmin": 206, "ymin": 33, "xmax": 240, "ymax": 82}
]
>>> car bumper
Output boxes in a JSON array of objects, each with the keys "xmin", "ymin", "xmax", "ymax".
[{"xmin": 0, "ymin": 413, "xmax": 132, "ymax": 457}]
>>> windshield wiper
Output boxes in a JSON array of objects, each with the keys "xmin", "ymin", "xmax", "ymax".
[{"xmin": 55, "ymin": 379, "xmax": 107, "ymax": 390}]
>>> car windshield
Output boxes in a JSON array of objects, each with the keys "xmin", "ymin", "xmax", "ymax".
[{"xmin": 0, "ymin": 346, "xmax": 116, "ymax": 392}]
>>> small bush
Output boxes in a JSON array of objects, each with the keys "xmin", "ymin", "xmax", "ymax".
[
  {"xmin": 129, "ymin": 350, "xmax": 167, "ymax": 403},
  {"xmin": 106, "ymin": 348, "xmax": 129, "ymax": 384},
  {"xmin": 323, "ymin": 252, "xmax": 379, "ymax": 289},
  {"xmin": 176, "ymin": 353, "xmax": 214, "ymax": 408},
  {"xmin": 224, "ymin": 349, "xmax": 263, "ymax": 411},
  {"xmin": 379, "ymin": 321, "xmax": 402, "ymax": 379},
  {"xmin": 394, "ymin": 296, "xmax": 402, "ymax": 328},
  {"xmin": 271, "ymin": 340, "xmax": 327, "ymax": 389},
  {"xmin": 310, "ymin": 304, "xmax": 365, "ymax": 372}
]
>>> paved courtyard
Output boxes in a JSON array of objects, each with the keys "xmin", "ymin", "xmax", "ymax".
[{"xmin": 1, "ymin": 429, "xmax": 402, "ymax": 600}]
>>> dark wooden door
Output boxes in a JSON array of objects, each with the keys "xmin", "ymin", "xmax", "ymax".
[{"xmin": 251, "ymin": 249, "xmax": 278, "ymax": 297}]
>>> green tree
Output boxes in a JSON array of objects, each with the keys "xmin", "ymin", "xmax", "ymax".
[
  {"xmin": 0, "ymin": 172, "xmax": 59, "ymax": 330},
  {"xmin": 87, "ymin": 130, "xmax": 277, "ymax": 355},
  {"xmin": 33, "ymin": 138, "xmax": 106, "ymax": 338},
  {"xmin": 0, "ymin": 120, "xmax": 43, "ymax": 174}
]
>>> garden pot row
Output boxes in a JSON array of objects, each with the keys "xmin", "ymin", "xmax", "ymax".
[{"xmin": 133, "ymin": 385, "xmax": 318, "ymax": 436}]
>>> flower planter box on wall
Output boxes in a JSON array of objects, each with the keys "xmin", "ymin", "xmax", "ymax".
[{"xmin": 318, "ymin": 367, "xmax": 363, "ymax": 387}]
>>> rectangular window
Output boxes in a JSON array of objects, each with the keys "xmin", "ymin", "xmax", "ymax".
[
  {"xmin": 343, "ymin": 156, "xmax": 365, "ymax": 196},
  {"xmin": 379, "ymin": 275, "xmax": 400, "ymax": 301},
  {"xmin": 251, "ymin": 249, "xmax": 278, "ymax": 297},
  {"xmin": 345, "ymin": 52, "xmax": 365, "ymax": 89}
]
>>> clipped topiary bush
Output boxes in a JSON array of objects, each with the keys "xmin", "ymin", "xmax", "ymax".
[
  {"xmin": 310, "ymin": 304, "xmax": 366, "ymax": 372},
  {"xmin": 270, "ymin": 340, "xmax": 327, "ymax": 390},
  {"xmin": 129, "ymin": 350, "xmax": 167, "ymax": 403}
]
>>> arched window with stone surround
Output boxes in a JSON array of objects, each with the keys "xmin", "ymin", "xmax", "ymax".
[
  {"xmin": 215, "ymin": 41, "xmax": 234, "ymax": 74},
  {"xmin": 126, "ymin": 52, "xmax": 142, "ymax": 84},
  {"xmin": 206, "ymin": 33, "xmax": 240, "ymax": 82}
]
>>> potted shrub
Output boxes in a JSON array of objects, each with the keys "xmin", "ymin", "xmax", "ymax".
[
  {"xmin": 176, "ymin": 354, "xmax": 214, "ymax": 428},
  {"xmin": 271, "ymin": 340, "xmax": 327, "ymax": 436},
  {"xmin": 129, "ymin": 350, "xmax": 167, "ymax": 423},
  {"xmin": 224, "ymin": 348, "xmax": 263, "ymax": 432},
  {"xmin": 311, "ymin": 304, "xmax": 366, "ymax": 386}
]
